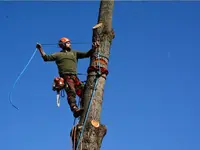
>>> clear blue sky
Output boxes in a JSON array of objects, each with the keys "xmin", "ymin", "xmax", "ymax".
[{"xmin": 1, "ymin": 1, "xmax": 200, "ymax": 150}]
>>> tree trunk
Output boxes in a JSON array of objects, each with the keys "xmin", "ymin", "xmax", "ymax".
[{"xmin": 70, "ymin": 0, "xmax": 115, "ymax": 150}]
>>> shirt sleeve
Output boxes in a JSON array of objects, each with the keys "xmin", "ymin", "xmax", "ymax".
[
  {"xmin": 42, "ymin": 53, "xmax": 58, "ymax": 61},
  {"xmin": 76, "ymin": 49, "xmax": 94, "ymax": 59}
]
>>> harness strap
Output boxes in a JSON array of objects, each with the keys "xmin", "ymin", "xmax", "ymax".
[
  {"xmin": 93, "ymin": 58, "xmax": 108, "ymax": 65},
  {"xmin": 93, "ymin": 53, "xmax": 109, "ymax": 61},
  {"xmin": 87, "ymin": 66, "xmax": 109, "ymax": 76}
]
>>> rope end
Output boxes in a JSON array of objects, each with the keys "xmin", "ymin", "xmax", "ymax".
[{"xmin": 11, "ymin": 103, "xmax": 19, "ymax": 110}]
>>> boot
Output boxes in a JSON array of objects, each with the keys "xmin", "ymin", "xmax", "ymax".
[{"xmin": 71, "ymin": 105, "xmax": 84, "ymax": 118}]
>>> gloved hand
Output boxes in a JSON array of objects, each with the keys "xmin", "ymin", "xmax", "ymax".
[
  {"xmin": 92, "ymin": 41, "xmax": 100, "ymax": 49},
  {"xmin": 36, "ymin": 43, "xmax": 42, "ymax": 49}
]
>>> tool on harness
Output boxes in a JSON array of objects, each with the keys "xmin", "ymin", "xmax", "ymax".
[
  {"xmin": 52, "ymin": 77, "xmax": 66, "ymax": 107},
  {"xmin": 52, "ymin": 77, "xmax": 65, "ymax": 91}
]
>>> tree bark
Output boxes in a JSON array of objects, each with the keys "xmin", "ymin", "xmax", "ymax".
[{"xmin": 70, "ymin": 1, "xmax": 115, "ymax": 150}]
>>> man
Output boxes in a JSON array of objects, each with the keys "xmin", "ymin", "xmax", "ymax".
[{"xmin": 36, "ymin": 37, "xmax": 99, "ymax": 118}]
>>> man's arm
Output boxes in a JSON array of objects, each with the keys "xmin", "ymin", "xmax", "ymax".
[
  {"xmin": 76, "ymin": 49, "xmax": 95, "ymax": 59},
  {"xmin": 76, "ymin": 41, "xmax": 100, "ymax": 59},
  {"xmin": 36, "ymin": 43, "xmax": 57, "ymax": 61}
]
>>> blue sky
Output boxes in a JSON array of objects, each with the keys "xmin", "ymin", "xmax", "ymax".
[{"xmin": 1, "ymin": 1, "xmax": 200, "ymax": 150}]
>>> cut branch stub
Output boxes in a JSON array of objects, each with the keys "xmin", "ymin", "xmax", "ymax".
[
  {"xmin": 91, "ymin": 119, "xmax": 100, "ymax": 128},
  {"xmin": 92, "ymin": 23, "xmax": 103, "ymax": 50},
  {"xmin": 93, "ymin": 23, "xmax": 103, "ymax": 30}
]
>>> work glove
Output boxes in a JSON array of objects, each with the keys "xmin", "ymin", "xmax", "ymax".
[
  {"xmin": 92, "ymin": 41, "xmax": 100, "ymax": 49},
  {"xmin": 36, "ymin": 43, "xmax": 42, "ymax": 49}
]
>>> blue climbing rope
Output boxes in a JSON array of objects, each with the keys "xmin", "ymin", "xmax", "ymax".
[
  {"xmin": 9, "ymin": 48, "xmax": 37, "ymax": 110},
  {"xmin": 75, "ymin": 51, "xmax": 101, "ymax": 150},
  {"xmin": 97, "ymin": 52, "xmax": 101, "ymax": 75},
  {"xmin": 61, "ymin": 89, "xmax": 65, "ymax": 97},
  {"xmin": 75, "ymin": 77, "xmax": 100, "ymax": 150}
]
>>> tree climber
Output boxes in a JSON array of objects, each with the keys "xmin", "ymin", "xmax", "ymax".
[{"xmin": 36, "ymin": 37, "xmax": 99, "ymax": 118}]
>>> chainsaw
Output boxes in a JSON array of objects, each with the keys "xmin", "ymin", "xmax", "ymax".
[{"xmin": 52, "ymin": 77, "xmax": 66, "ymax": 107}]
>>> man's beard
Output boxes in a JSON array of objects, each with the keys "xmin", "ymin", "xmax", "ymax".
[{"xmin": 64, "ymin": 46, "xmax": 71, "ymax": 52}]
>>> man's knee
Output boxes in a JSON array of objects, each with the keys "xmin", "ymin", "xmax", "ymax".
[{"xmin": 76, "ymin": 87, "xmax": 84, "ymax": 97}]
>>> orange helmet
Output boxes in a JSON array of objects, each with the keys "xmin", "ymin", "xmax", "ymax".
[
  {"xmin": 58, "ymin": 37, "xmax": 70, "ymax": 48},
  {"xmin": 59, "ymin": 37, "xmax": 70, "ymax": 43}
]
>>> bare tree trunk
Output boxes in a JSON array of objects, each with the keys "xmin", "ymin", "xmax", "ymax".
[{"xmin": 70, "ymin": 1, "xmax": 115, "ymax": 150}]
